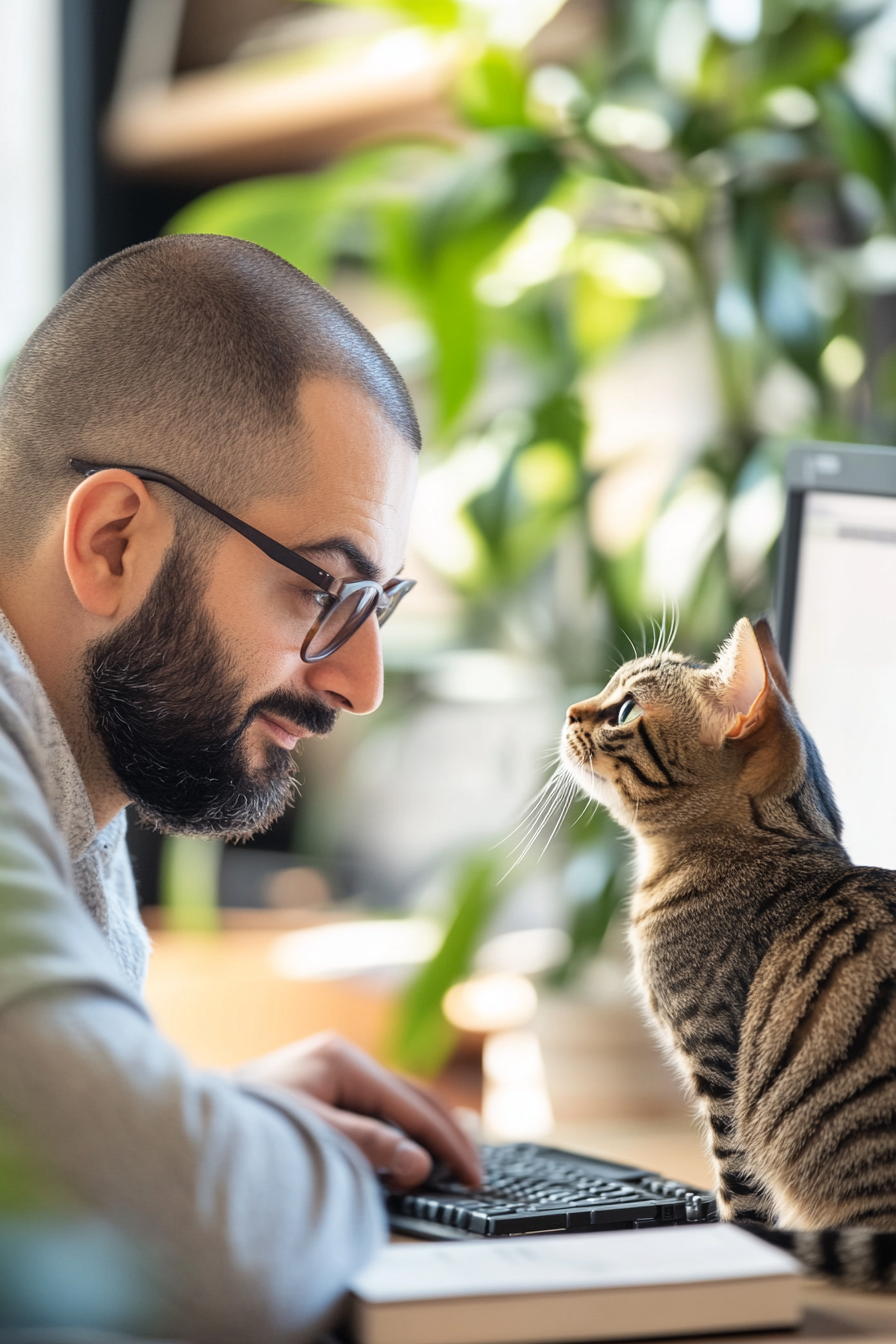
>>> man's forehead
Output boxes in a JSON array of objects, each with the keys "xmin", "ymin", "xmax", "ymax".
[
  {"xmin": 298, "ymin": 375, "xmax": 411, "ymax": 446},
  {"xmin": 252, "ymin": 384, "xmax": 417, "ymax": 582}
]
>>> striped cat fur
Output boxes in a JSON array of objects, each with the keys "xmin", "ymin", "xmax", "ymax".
[{"xmin": 561, "ymin": 616, "xmax": 896, "ymax": 1289}]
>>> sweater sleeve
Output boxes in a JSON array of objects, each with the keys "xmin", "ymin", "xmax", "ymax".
[{"xmin": 0, "ymin": 687, "xmax": 386, "ymax": 1343}]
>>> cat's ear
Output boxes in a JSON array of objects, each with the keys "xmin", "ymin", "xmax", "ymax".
[
  {"xmin": 705, "ymin": 617, "xmax": 770, "ymax": 744},
  {"xmin": 752, "ymin": 616, "xmax": 793, "ymax": 704}
]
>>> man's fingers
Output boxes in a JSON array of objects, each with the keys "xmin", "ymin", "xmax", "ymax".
[
  {"xmin": 239, "ymin": 1032, "xmax": 483, "ymax": 1187},
  {"xmin": 294, "ymin": 1034, "xmax": 483, "ymax": 1185},
  {"xmin": 393, "ymin": 1078, "xmax": 483, "ymax": 1186},
  {"xmin": 305, "ymin": 1098, "xmax": 434, "ymax": 1188},
  {"xmin": 354, "ymin": 1068, "xmax": 483, "ymax": 1188}
]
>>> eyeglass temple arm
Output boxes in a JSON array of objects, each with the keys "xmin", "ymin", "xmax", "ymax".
[{"xmin": 69, "ymin": 458, "xmax": 340, "ymax": 596}]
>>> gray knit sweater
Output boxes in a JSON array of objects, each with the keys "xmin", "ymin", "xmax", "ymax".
[
  {"xmin": 0, "ymin": 616, "xmax": 384, "ymax": 1342},
  {"xmin": 0, "ymin": 611, "xmax": 150, "ymax": 992}
]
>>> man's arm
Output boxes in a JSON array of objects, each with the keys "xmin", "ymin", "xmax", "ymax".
[
  {"xmin": 0, "ymin": 988, "xmax": 385, "ymax": 1343},
  {"xmin": 0, "ymin": 712, "xmax": 476, "ymax": 1342}
]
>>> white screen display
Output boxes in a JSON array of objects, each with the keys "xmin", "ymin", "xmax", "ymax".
[{"xmin": 789, "ymin": 489, "xmax": 896, "ymax": 869}]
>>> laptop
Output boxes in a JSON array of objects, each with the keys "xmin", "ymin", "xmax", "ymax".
[
  {"xmin": 776, "ymin": 440, "xmax": 896, "ymax": 870},
  {"xmin": 391, "ymin": 438, "xmax": 896, "ymax": 1242}
]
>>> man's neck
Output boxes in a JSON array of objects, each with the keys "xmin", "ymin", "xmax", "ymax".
[{"xmin": 0, "ymin": 577, "xmax": 128, "ymax": 831}]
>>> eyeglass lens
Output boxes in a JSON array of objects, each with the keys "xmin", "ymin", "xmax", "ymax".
[
  {"xmin": 303, "ymin": 580, "xmax": 415, "ymax": 662},
  {"xmin": 305, "ymin": 588, "xmax": 379, "ymax": 662}
]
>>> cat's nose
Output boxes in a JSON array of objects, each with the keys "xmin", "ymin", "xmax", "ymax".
[{"xmin": 566, "ymin": 701, "xmax": 598, "ymax": 724}]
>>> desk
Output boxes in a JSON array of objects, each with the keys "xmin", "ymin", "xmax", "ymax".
[
  {"xmin": 145, "ymin": 930, "xmax": 896, "ymax": 1342},
  {"xmin": 677, "ymin": 1285, "xmax": 896, "ymax": 1343},
  {"xmin": 543, "ymin": 1125, "xmax": 896, "ymax": 1344},
  {"xmin": 144, "ymin": 926, "xmax": 393, "ymax": 1068}
]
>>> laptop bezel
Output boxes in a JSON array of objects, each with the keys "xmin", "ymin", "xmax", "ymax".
[{"xmin": 775, "ymin": 440, "xmax": 896, "ymax": 669}]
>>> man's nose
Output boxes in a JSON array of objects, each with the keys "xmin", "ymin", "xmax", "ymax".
[{"xmin": 305, "ymin": 611, "xmax": 384, "ymax": 714}]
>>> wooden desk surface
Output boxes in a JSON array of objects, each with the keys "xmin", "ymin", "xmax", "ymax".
[
  {"xmin": 676, "ymin": 1284, "xmax": 896, "ymax": 1344},
  {"xmin": 550, "ymin": 1124, "xmax": 896, "ymax": 1344}
]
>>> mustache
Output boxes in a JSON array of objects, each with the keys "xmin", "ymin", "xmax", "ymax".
[{"xmin": 239, "ymin": 689, "xmax": 339, "ymax": 743}]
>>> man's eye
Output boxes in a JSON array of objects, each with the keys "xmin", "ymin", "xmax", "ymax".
[
  {"xmin": 616, "ymin": 698, "xmax": 643, "ymax": 726},
  {"xmin": 292, "ymin": 588, "xmax": 334, "ymax": 615}
]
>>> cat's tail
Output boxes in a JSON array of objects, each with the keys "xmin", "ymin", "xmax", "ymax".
[{"xmin": 743, "ymin": 1223, "xmax": 896, "ymax": 1290}]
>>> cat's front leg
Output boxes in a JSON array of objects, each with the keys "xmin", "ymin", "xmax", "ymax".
[{"xmin": 700, "ymin": 1100, "xmax": 773, "ymax": 1225}]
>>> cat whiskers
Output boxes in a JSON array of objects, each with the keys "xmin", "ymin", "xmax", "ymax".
[
  {"xmin": 648, "ymin": 599, "xmax": 680, "ymax": 658},
  {"xmin": 499, "ymin": 765, "xmax": 580, "ymax": 880},
  {"xmin": 620, "ymin": 629, "xmax": 640, "ymax": 663},
  {"xmin": 582, "ymin": 756, "xmax": 602, "ymax": 823}
]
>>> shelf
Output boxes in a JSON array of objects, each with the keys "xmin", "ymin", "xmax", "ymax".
[{"xmin": 103, "ymin": 30, "xmax": 465, "ymax": 180}]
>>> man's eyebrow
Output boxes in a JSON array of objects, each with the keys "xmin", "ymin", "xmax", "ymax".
[{"xmin": 288, "ymin": 536, "xmax": 392, "ymax": 584}]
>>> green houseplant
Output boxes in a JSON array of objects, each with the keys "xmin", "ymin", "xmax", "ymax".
[{"xmin": 167, "ymin": 0, "xmax": 896, "ymax": 1070}]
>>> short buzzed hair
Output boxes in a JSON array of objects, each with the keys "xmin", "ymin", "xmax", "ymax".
[{"xmin": 0, "ymin": 234, "xmax": 420, "ymax": 565}]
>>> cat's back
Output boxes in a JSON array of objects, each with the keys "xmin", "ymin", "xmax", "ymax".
[
  {"xmin": 630, "ymin": 826, "xmax": 854, "ymax": 954},
  {"xmin": 741, "ymin": 861, "xmax": 896, "ymax": 1081},
  {"xmin": 629, "ymin": 843, "xmax": 893, "ymax": 1043},
  {"xmin": 737, "ymin": 864, "xmax": 896, "ymax": 1229}
]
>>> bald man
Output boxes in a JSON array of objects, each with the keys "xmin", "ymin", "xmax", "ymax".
[{"xmin": 0, "ymin": 236, "xmax": 479, "ymax": 1341}]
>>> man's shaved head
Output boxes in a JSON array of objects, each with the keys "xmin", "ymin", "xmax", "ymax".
[{"xmin": 0, "ymin": 234, "xmax": 420, "ymax": 565}]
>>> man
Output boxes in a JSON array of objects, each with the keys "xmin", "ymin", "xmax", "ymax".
[{"xmin": 0, "ymin": 235, "xmax": 480, "ymax": 1340}]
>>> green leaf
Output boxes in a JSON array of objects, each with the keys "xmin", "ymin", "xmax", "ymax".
[
  {"xmin": 388, "ymin": 853, "xmax": 503, "ymax": 1076},
  {"xmin": 410, "ymin": 136, "xmax": 563, "ymax": 424},
  {"xmin": 457, "ymin": 48, "xmax": 529, "ymax": 130},
  {"xmin": 314, "ymin": 0, "xmax": 461, "ymax": 28},
  {"xmin": 532, "ymin": 391, "xmax": 586, "ymax": 454},
  {"xmin": 818, "ymin": 84, "xmax": 896, "ymax": 199},
  {"xmin": 164, "ymin": 153, "xmax": 393, "ymax": 282},
  {"xmin": 761, "ymin": 13, "xmax": 849, "ymax": 92},
  {"xmin": 572, "ymin": 272, "xmax": 640, "ymax": 356},
  {"xmin": 426, "ymin": 233, "xmax": 493, "ymax": 424},
  {"xmin": 550, "ymin": 829, "xmax": 628, "ymax": 988},
  {"xmin": 166, "ymin": 176, "xmax": 337, "ymax": 281}
]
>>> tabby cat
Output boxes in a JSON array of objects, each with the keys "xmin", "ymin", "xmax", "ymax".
[{"xmin": 561, "ymin": 616, "xmax": 896, "ymax": 1288}]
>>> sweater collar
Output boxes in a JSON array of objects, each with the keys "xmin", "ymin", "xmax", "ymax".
[{"xmin": 0, "ymin": 609, "xmax": 111, "ymax": 863}]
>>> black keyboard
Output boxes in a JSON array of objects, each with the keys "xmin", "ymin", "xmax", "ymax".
[{"xmin": 386, "ymin": 1142, "xmax": 718, "ymax": 1240}]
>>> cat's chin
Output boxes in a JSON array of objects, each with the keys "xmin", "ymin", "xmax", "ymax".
[
  {"xmin": 561, "ymin": 750, "xmax": 642, "ymax": 832},
  {"xmin": 561, "ymin": 751, "xmax": 612, "ymax": 807}
]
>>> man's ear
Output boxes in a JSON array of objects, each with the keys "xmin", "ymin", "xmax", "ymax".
[
  {"xmin": 703, "ymin": 617, "xmax": 771, "ymax": 745},
  {"xmin": 63, "ymin": 471, "xmax": 173, "ymax": 618},
  {"xmin": 752, "ymin": 616, "xmax": 793, "ymax": 704}
]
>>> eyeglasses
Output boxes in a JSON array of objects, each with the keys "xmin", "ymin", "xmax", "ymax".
[{"xmin": 69, "ymin": 458, "xmax": 415, "ymax": 663}]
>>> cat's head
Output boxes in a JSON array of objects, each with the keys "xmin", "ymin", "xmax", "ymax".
[{"xmin": 561, "ymin": 617, "xmax": 842, "ymax": 845}]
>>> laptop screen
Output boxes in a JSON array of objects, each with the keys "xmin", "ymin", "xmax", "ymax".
[{"xmin": 787, "ymin": 484, "xmax": 896, "ymax": 869}]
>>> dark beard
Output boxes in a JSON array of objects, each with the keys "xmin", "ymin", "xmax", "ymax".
[{"xmin": 85, "ymin": 542, "xmax": 337, "ymax": 839}]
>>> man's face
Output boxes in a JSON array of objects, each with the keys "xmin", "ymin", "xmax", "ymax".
[{"xmin": 85, "ymin": 378, "xmax": 418, "ymax": 838}]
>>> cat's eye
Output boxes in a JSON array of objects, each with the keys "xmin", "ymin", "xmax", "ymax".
[{"xmin": 616, "ymin": 698, "xmax": 643, "ymax": 726}]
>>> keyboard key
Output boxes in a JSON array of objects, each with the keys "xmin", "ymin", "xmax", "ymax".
[
  {"xmin": 591, "ymin": 1202, "xmax": 657, "ymax": 1227},
  {"xmin": 566, "ymin": 1209, "xmax": 596, "ymax": 1230},
  {"xmin": 487, "ymin": 1211, "xmax": 569, "ymax": 1234}
]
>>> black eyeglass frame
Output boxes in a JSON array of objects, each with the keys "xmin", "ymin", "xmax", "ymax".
[{"xmin": 69, "ymin": 458, "xmax": 415, "ymax": 662}]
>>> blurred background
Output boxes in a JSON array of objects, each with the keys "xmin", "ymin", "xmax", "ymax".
[{"xmin": 6, "ymin": 0, "xmax": 896, "ymax": 1221}]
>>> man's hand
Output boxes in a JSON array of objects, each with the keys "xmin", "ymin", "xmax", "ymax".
[{"xmin": 235, "ymin": 1031, "xmax": 482, "ymax": 1191}]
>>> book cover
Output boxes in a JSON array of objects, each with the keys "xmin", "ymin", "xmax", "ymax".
[{"xmin": 349, "ymin": 1223, "xmax": 800, "ymax": 1344}]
